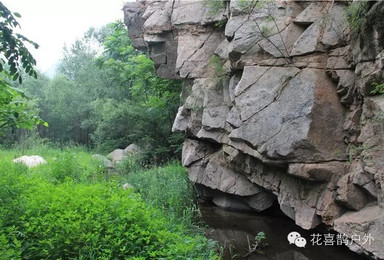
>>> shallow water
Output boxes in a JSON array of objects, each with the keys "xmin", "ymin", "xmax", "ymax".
[{"xmin": 199, "ymin": 202, "xmax": 366, "ymax": 260}]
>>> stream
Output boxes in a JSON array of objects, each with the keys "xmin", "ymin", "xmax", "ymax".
[{"xmin": 199, "ymin": 202, "xmax": 366, "ymax": 260}]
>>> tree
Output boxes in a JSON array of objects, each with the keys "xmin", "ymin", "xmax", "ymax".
[
  {"xmin": 5, "ymin": 20, "xmax": 183, "ymax": 164},
  {"xmin": 0, "ymin": 2, "xmax": 46, "ymax": 135},
  {"xmin": 92, "ymin": 21, "xmax": 183, "ymax": 162}
]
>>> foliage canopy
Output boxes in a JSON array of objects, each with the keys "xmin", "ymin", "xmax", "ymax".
[{"xmin": 0, "ymin": 3, "xmax": 46, "ymax": 135}]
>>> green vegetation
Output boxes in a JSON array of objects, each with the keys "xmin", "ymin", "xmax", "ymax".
[
  {"xmin": 244, "ymin": 231, "xmax": 268, "ymax": 257},
  {"xmin": 0, "ymin": 3, "xmax": 46, "ymax": 134},
  {"xmin": 346, "ymin": 1, "xmax": 370, "ymax": 33},
  {"xmin": 0, "ymin": 3, "xmax": 38, "ymax": 82},
  {"xmin": 254, "ymin": 231, "xmax": 267, "ymax": 247},
  {"xmin": 0, "ymin": 146, "xmax": 219, "ymax": 259},
  {"xmin": 123, "ymin": 162, "xmax": 196, "ymax": 223},
  {"xmin": 208, "ymin": 55, "xmax": 227, "ymax": 82},
  {"xmin": 203, "ymin": 0, "xmax": 226, "ymax": 15},
  {"xmin": 1, "ymin": 6, "xmax": 183, "ymax": 165},
  {"xmin": 0, "ymin": 4, "xmax": 220, "ymax": 259},
  {"xmin": 371, "ymin": 81, "xmax": 384, "ymax": 95},
  {"xmin": 237, "ymin": 0, "xmax": 262, "ymax": 13}
]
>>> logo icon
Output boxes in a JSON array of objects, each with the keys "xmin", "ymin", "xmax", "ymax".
[{"xmin": 287, "ymin": 231, "xmax": 307, "ymax": 248}]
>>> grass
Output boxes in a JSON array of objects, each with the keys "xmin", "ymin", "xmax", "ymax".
[
  {"xmin": 346, "ymin": 1, "xmax": 369, "ymax": 33},
  {"xmin": 121, "ymin": 161, "xmax": 200, "ymax": 230},
  {"xmin": 0, "ymin": 145, "xmax": 220, "ymax": 259}
]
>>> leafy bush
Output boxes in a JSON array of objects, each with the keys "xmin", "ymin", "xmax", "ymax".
[{"xmin": 0, "ymin": 148, "xmax": 219, "ymax": 259}]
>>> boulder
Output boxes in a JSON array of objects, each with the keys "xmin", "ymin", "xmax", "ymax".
[
  {"xmin": 176, "ymin": 31, "xmax": 225, "ymax": 78},
  {"xmin": 172, "ymin": 106, "xmax": 190, "ymax": 132},
  {"xmin": 123, "ymin": 2, "xmax": 146, "ymax": 50},
  {"xmin": 107, "ymin": 145, "xmax": 141, "ymax": 165},
  {"xmin": 336, "ymin": 173, "xmax": 369, "ymax": 211},
  {"xmin": 188, "ymin": 151, "xmax": 261, "ymax": 197},
  {"xmin": 212, "ymin": 192, "xmax": 251, "ymax": 211},
  {"xmin": 293, "ymin": 2, "xmax": 325, "ymax": 25},
  {"xmin": 210, "ymin": 188, "xmax": 276, "ymax": 212},
  {"xmin": 171, "ymin": 0, "xmax": 227, "ymax": 26},
  {"xmin": 350, "ymin": 160, "xmax": 378, "ymax": 198},
  {"xmin": 13, "ymin": 155, "xmax": 47, "ymax": 168},
  {"xmin": 92, "ymin": 154, "xmax": 114, "ymax": 168},
  {"xmin": 334, "ymin": 205, "xmax": 384, "ymax": 260},
  {"xmin": 288, "ymin": 162, "xmax": 345, "ymax": 182},
  {"xmin": 246, "ymin": 192, "xmax": 276, "ymax": 212},
  {"xmin": 107, "ymin": 149, "xmax": 126, "ymax": 163},
  {"xmin": 142, "ymin": 0, "xmax": 172, "ymax": 34},
  {"xmin": 182, "ymin": 139, "xmax": 215, "ymax": 167},
  {"xmin": 124, "ymin": 144, "xmax": 141, "ymax": 155},
  {"xmin": 278, "ymin": 184, "xmax": 323, "ymax": 230}
]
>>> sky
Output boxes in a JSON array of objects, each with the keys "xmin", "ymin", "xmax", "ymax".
[{"xmin": 2, "ymin": 0, "xmax": 128, "ymax": 74}]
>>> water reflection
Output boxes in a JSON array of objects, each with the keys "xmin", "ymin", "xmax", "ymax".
[{"xmin": 199, "ymin": 202, "xmax": 366, "ymax": 260}]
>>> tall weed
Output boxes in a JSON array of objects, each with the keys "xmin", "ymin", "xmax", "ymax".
[{"xmin": 121, "ymin": 161, "xmax": 206, "ymax": 234}]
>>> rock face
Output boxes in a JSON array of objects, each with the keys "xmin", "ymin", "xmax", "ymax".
[{"xmin": 124, "ymin": 1, "xmax": 384, "ymax": 258}]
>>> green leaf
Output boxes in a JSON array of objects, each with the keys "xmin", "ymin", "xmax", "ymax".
[{"xmin": 12, "ymin": 72, "xmax": 19, "ymax": 81}]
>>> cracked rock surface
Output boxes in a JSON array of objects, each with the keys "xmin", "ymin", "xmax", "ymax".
[{"xmin": 124, "ymin": 1, "xmax": 384, "ymax": 258}]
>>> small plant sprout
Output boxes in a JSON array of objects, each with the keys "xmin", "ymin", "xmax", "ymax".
[{"xmin": 245, "ymin": 231, "xmax": 268, "ymax": 256}]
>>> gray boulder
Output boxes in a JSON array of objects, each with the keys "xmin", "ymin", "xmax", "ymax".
[
  {"xmin": 92, "ymin": 154, "xmax": 114, "ymax": 168},
  {"xmin": 124, "ymin": 144, "xmax": 141, "ymax": 155},
  {"xmin": 334, "ymin": 205, "xmax": 384, "ymax": 260},
  {"xmin": 107, "ymin": 149, "xmax": 126, "ymax": 163}
]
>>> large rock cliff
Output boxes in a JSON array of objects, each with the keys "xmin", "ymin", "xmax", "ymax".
[{"xmin": 124, "ymin": 1, "xmax": 384, "ymax": 258}]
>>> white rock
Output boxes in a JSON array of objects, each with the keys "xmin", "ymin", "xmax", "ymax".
[
  {"xmin": 13, "ymin": 155, "xmax": 47, "ymax": 168},
  {"xmin": 122, "ymin": 183, "xmax": 133, "ymax": 189}
]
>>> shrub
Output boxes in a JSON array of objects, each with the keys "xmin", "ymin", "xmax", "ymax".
[
  {"xmin": 12, "ymin": 183, "xmax": 212, "ymax": 258},
  {"xmin": 0, "ymin": 148, "xmax": 219, "ymax": 259}
]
